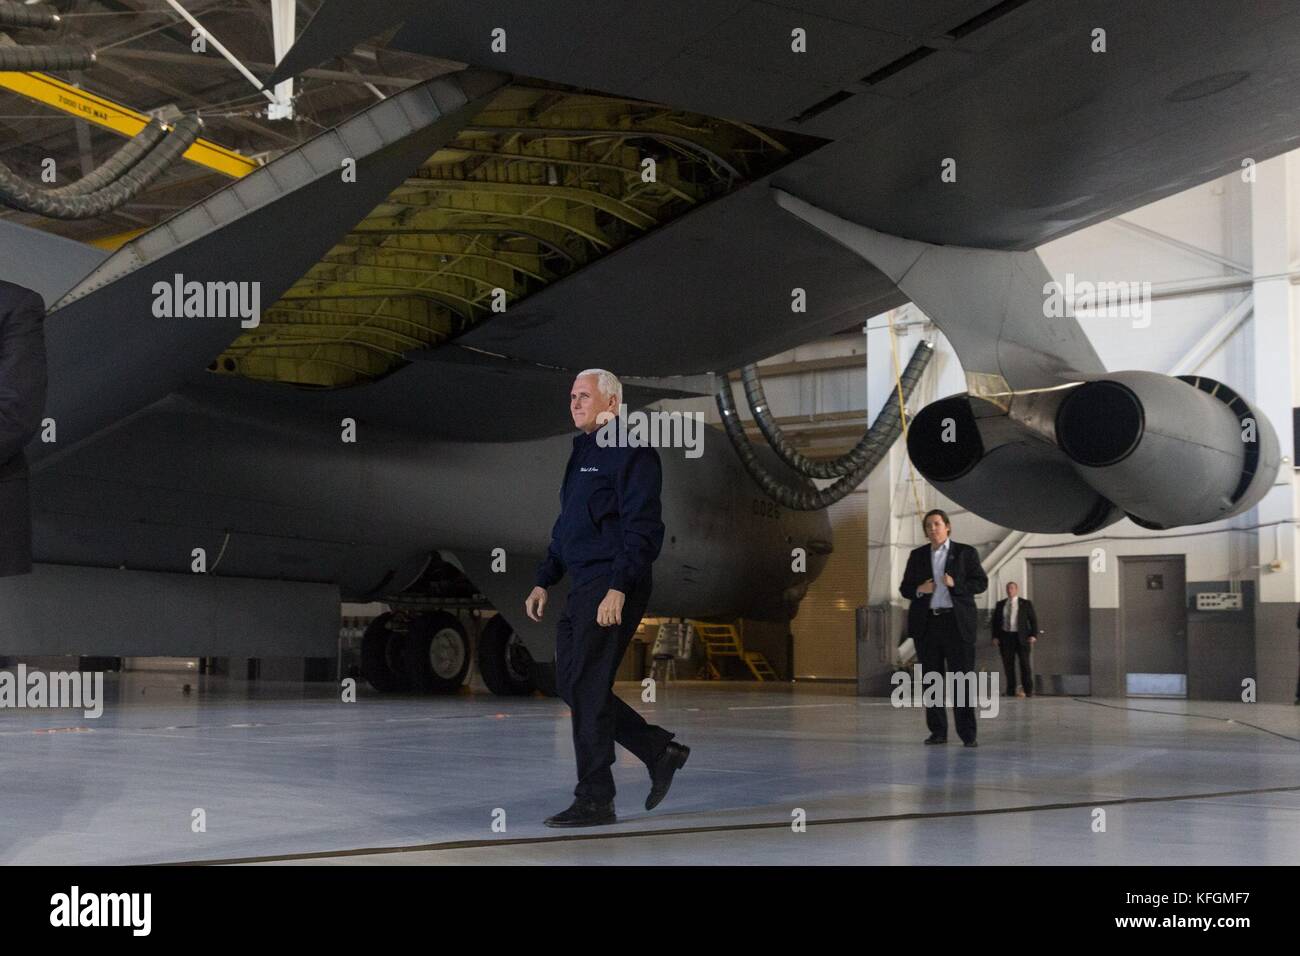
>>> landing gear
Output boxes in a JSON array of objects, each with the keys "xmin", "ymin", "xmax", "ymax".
[
  {"xmin": 357, "ymin": 592, "xmax": 552, "ymax": 698},
  {"xmin": 403, "ymin": 611, "xmax": 470, "ymax": 694},
  {"xmin": 360, "ymin": 610, "xmax": 470, "ymax": 694},
  {"xmin": 360, "ymin": 612, "xmax": 408, "ymax": 692},
  {"xmin": 476, "ymin": 615, "xmax": 536, "ymax": 696}
]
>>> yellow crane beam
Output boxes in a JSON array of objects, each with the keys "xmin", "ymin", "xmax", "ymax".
[{"xmin": 0, "ymin": 71, "xmax": 259, "ymax": 179}]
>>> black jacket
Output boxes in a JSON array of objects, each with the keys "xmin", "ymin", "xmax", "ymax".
[
  {"xmin": 899, "ymin": 539, "xmax": 988, "ymax": 643},
  {"xmin": 991, "ymin": 597, "xmax": 1038, "ymax": 639},
  {"xmin": 0, "ymin": 281, "xmax": 47, "ymax": 577},
  {"xmin": 535, "ymin": 424, "xmax": 665, "ymax": 593}
]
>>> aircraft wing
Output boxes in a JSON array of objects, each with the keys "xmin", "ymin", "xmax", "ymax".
[
  {"xmin": 14, "ymin": 0, "xmax": 1300, "ymax": 461},
  {"xmin": 251, "ymin": 0, "xmax": 1300, "ymax": 380},
  {"xmin": 28, "ymin": 69, "xmax": 509, "ymax": 467},
  {"xmin": 388, "ymin": 0, "xmax": 1300, "ymax": 247}
]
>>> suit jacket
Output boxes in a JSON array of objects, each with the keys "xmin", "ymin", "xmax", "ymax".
[
  {"xmin": 899, "ymin": 539, "xmax": 988, "ymax": 643},
  {"xmin": 0, "ymin": 281, "xmax": 48, "ymax": 577},
  {"xmin": 992, "ymin": 597, "xmax": 1038, "ymax": 639}
]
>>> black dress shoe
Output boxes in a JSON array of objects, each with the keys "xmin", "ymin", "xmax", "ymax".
[
  {"xmin": 924, "ymin": 734, "xmax": 947, "ymax": 745},
  {"xmin": 645, "ymin": 741, "xmax": 690, "ymax": 810},
  {"xmin": 963, "ymin": 740, "xmax": 978, "ymax": 748},
  {"xmin": 543, "ymin": 799, "xmax": 616, "ymax": 828}
]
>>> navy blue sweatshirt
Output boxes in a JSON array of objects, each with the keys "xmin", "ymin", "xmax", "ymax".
[{"xmin": 534, "ymin": 425, "xmax": 665, "ymax": 593}]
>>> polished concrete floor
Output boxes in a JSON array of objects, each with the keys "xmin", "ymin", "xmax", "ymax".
[{"xmin": 1, "ymin": 673, "xmax": 1298, "ymax": 865}]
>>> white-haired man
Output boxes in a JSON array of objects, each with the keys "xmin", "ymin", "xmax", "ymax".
[{"xmin": 525, "ymin": 368, "xmax": 689, "ymax": 827}]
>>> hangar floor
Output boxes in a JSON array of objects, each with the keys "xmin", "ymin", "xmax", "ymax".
[{"xmin": 2, "ymin": 675, "xmax": 1298, "ymax": 865}]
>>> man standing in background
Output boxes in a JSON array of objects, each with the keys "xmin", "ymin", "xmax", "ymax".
[
  {"xmin": 992, "ymin": 581, "xmax": 1038, "ymax": 699},
  {"xmin": 0, "ymin": 280, "xmax": 48, "ymax": 577}
]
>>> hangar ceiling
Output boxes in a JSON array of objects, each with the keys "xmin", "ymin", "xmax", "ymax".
[{"xmin": 0, "ymin": 0, "xmax": 425, "ymax": 242}]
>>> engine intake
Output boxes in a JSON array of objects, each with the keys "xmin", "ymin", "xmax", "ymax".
[
  {"xmin": 905, "ymin": 371, "xmax": 1279, "ymax": 534},
  {"xmin": 1049, "ymin": 371, "xmax": 1278, "ymax": 529},
  {"xmin": 907, "ymin": 396, "xmax": 1120, "ymax": 534}
]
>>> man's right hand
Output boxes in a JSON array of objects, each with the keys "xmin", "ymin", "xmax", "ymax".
[
  {"xmin": 525, "ymin": 586, "xmax": 548, "ymax": 622},
  {"xmin": 917, "ymin": 579, "xmax": 935, "ymax": 595},
  {"xmin": 992, "ymin": 637, "xmax": 1000, "ymax": 647}
]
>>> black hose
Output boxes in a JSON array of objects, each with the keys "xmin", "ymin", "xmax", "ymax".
[
  {"xmin": 0, "ymin": 45, "xmax": 94, "ymax": 71},
  {"xmin": 46, "ymin": 119, "xmax": 168, "ymax": 197},
  {"xmin": 0, "ymin": 115, "xmax": 202, "ymax": 220},
  {"xmin": 743, "ymin": 362, "xmax": 879, "ymax": 478},
  {"xmin": 0, "ymin": 1, "xmax": 60, "ymax": 31},
  {"xmin": 716, "ymin": 340, "xmax": 932, "ymax": 510}
]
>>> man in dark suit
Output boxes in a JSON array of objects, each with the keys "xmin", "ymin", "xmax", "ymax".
[
  {"xmin": 899, "ymin": 508, "xmax": 988, "ymax": 746},
  {"xmin": 525, "ymin": 369, "xmax": 687, "ymax": 827},
  {"xmin": 0, "ymin": 281, "xmax": 48, "ymax": 577},
  {"xmin": 991, "ymin": 581, "xmax": 1038, "ymax": 698}
]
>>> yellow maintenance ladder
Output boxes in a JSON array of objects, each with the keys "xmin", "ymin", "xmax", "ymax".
[{"xmin": 690, "ymin": 622, "xmax": 778, "ymax": 682}]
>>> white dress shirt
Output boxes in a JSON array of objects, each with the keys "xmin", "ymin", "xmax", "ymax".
[
  {"xmin": 1006, "ymin": 596, "xmax": 1018, "ymax": 631},
  {"xmin": 925, "ymin": 540, "xmax": 952, "ymax": 608}
]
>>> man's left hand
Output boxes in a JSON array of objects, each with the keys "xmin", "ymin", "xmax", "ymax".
[
  {"xmin": 596, "ymin": 589, "xmax": 625, "ymax": 628},
  {"xmin": 1029, "ymin": 636, "xmax": 1037, "ymax": 644},
  {"xmin": 943, "ymin": 573, "xmax": 954, "ymax": 588}
]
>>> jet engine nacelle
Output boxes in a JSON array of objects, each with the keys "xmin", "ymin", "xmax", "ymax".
[
  {"xmin": 907, "ymin": 395, "xmax": 1120, "ymax": 534},
  {"xmin": 906, "ymin": 372, "xmax": 1279, "ymax": 534},
  {"xmin": 1046, "ymin": 371, "xmax": 1279, "ymax": 529}
]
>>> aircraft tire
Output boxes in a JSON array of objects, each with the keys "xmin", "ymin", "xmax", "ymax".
[
  {"xmin": 360, "ymin": 612, "xmax": 409, "ymax": 692},
  {"xmin": 477, "ymin": 615, "xmax": 535, "ymax": 696},
  {"xmin": 403, "ymin": 611, "xmax": 470, "ymax": 694}
]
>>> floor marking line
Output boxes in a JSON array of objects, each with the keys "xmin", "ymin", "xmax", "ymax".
[
  {"xmin": 725, "ymin": 703, "xmax": 855, "ymax": 711},
  {"xmin": 1071, "ymin": 697, "xmax": 1300, "ymax": 743},
  {"xmin": 165, "ymin": 780, "xmax": 1300, "ymax": 865}
]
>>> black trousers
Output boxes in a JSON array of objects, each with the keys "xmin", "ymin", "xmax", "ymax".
[
  {"xmin": 916, "ymin": 611, "xmax": 977, "ymax": 743},
  {"xmin": 997, "ymin": 630, "xmax": 1034, "ymax": 696},
  {"xmin": 554, "ymin": 574, "xmax": 674, "ymax": 803}
]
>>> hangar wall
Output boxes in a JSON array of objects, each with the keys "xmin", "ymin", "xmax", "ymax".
[
  {"xmin": 700, "ymin": 336, "xmax": 871, "ymax": 680},
  {"xmin": 790, "ymin": 488, "xmax": 867, "ymax": 679},
  {"xmin": 863, "ymin": 151, "xmax": 1300, "ymax": 703},
  {"xmin": 630, "ymin": 150, "xmax": 1299, "ymax": 697}
]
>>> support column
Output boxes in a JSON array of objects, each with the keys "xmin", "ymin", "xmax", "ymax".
[
  {"xmin": 863, "ymin": 308, "xmax": 936, "ymax": 694},
  {"xmin": 1249, "ymin": 153, "xmax": 1300, "ymax": 701}
]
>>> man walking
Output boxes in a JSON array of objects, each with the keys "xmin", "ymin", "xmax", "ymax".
[
  {"xmin": 525, "ymin": 368, "xmax": 689, "ymax": 826},
  {"xmin": 992, "ymin": 581, "xmax": 1038, "ymax": 698},
  {"xmin": 0, "ymin": 281, "xmax": 48, "ymax": 577},
  {"xmin": 899, "ymin": 509, "xmax": 988, "ymax": 746}
]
